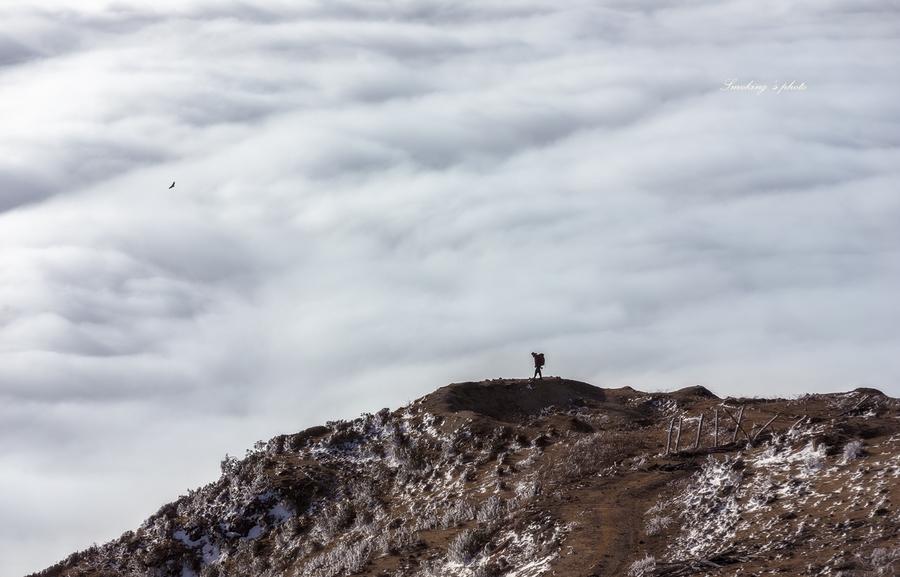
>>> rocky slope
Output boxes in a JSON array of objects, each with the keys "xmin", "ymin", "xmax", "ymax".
[{"xmin": 31, "ymin": 378, "xmax": 900, "ymax": 577}]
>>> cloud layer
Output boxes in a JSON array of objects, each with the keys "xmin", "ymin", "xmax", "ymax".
[{"xmin": 2, "ymin": 0, "xmax": 899, "ymax": 573}]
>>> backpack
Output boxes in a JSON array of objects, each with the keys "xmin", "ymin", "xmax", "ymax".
[{"xmin": 536, "ymin": 353, "xmax": 545, "ymax": 367}]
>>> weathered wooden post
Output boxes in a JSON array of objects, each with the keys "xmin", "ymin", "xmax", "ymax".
[
  {"xmin": 731, "ymin": 406, "xmax": 744, "ymax": 443},
  {"xmin": 665, "ymin": 417, "xmax": 675, "ymax": 455},
  {"xmin": 721, "ymin": 405, "xmax": 752, "ymax": 443},
  {"xmin": 713, "ymin": 408, "xmax": 719, "ymax": 447},
  {"xmin": 788, "ymin": 415, "xmax": 807, "ymax": 434},
  {"xmin": 751, "ymin": 413, "xmax": 780, "ymax": 444},
  {"xmin": 694, "ymin": 413, "xmax": 704, "ymax": 449},
  {"xmin": 674, "ymin": 416, "xmax": 683, "ymax": 453}
]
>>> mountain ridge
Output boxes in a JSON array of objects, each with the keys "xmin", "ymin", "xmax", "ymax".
[{"xmin": 31, "ymin": 378, "xmax": 900, "ymax": 577}]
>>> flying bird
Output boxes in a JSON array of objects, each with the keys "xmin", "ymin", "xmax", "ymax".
[{"xmin": 169, "ymin": 181, "xmax": 175, "ymax": 189}]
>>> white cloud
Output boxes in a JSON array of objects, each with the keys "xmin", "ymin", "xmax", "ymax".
[{"xmin": 1, "ymin": 0, "xmax": 899, "ymax": 574}]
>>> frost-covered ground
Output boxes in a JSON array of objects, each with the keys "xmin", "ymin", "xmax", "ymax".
[
  {"xmin": 644, "ymin": 395, "xmax": 900, "ymax": 576},
  {"xmin": 33, "ymin": 389, "xmax": 580, "ymax": 577}
]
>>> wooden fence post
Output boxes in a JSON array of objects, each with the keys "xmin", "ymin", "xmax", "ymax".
[
  {"xmin": 713, "ymin": 408, "xmax": 719, "ymax": 447},
  {"xmin": 731, "ymin": 406, "xmax": 744, "ymax": 443},
  {"xmin": 665, "ymin": 417, "xmax": 675, "ymax": 455},
  {"xmin": 787, "ymin": 415, "xmax": 807, "ymax": 434},
  {"xmin": 694, "ymin": 413, "xmax": 704, "ymax": 449},
  {"xmin": 720, "ymin": 405, "xmax": 751, "ymax": 443},
  {"xmin": 751, "ymin": 414, "xmax": 780, "ymax": 444},
  {"xmin": 674, "ymin": 416, "xmax": 683, "ymax": 453}
]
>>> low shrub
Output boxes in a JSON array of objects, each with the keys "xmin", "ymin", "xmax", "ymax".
[
  {"xmin": 841, "ymin": 440, "xmax": 864, "ymax": 463},
  {"xmin": 644, "ymin": 515, "xmax": 673, "ymax": 536},
  {"xmin": 447, "ymin": 529, "xmax": 490, "ymax": 565},
  {"xmin": 627, "ymin": 554, "xmax": 656, "ymax": 576}
]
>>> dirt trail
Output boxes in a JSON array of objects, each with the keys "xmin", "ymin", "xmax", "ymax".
[{"xmin": 550, "ymin": 469, "xmax": 691, "ymax": 577}]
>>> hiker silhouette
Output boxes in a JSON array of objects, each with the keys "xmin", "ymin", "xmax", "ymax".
[{"xmin": 531, "ymin": 352, "xmax": 545, "ymax": 380}]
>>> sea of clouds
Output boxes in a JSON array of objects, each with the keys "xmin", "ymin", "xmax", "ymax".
[{"xmin": 1, "ymin": 0, "xmax": 899, "ymax": 573}]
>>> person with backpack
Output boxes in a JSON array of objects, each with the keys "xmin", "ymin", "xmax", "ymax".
[{"xmin": 531, "ymin": 352, "xmax": 545, "ymax": 380}]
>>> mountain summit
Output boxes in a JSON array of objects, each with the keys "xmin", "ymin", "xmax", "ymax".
[{"xmin": 32, "ymin": 379, "xmax": 900, "ymax": 577}]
